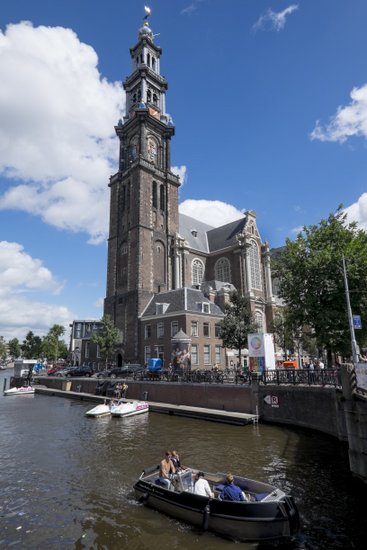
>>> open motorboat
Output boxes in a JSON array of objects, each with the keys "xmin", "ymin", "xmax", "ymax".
[
  {"xmin": 110, "ymin": 400, "xmax": 149, "ymax": 418},
  {"xmin": 85, "ymin": 401, "xmax": 112, "ymax": 417},
  {"xmin": 134, "ymin": 466, "xmax": 299, "ymax": 543},
  {"xmin": 4, "ymin": 386, "xmax": 35, "ymax": 396}
]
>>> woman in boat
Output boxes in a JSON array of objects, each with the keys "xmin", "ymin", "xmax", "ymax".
[{"xmin": 170, "ymin": 450, "xmax": 181, "ymax": 471}]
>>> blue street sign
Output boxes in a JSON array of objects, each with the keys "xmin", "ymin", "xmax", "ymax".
[{"xmin": 353, "ymin": 315, "xmax": 362, "ymax": 329}]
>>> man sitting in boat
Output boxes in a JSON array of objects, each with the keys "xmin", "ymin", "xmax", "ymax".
[
  {"xmin": 158, "ymin": 451, "xmax": 176, "ymax": 488},
  {"xmin": 219, "ymin": 473, "xmax": 247, "ymax": 501},
  {"xmin": 194, "ymin": 472, "xmax": 214, "ymax": 498}
]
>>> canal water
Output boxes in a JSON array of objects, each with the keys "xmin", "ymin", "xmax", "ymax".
[{"xmin": 0, "ymin": 370, "xmax": 364, "ymax": 550}]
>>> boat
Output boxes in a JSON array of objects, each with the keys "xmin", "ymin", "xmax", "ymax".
[
  {"xmin": 85, "ymin": 401, "xmax": 112, "ymax": 417},
  {"xmin": 110, "ymin": 400, "xmax": 149, "ymax": 418},
  {"xmin": 4, "ymin": 386, "xmax": 35, "ymax": 396},
  {"xmin": 134, "ymin": 466, "xmax": 299, "ymax": 543}
]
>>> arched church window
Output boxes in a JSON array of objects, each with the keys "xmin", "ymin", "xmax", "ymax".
[
  {"xmin": 255, "ymin": 311, "xmax": 264, "ymax": 332},
  {"xmin": 160, "ymin": 184, "xmax": 165, "ymax": 211},
  {"xmin": 152, "ymin": 181, "xmax": 157, "ymax": 208},
  {"xmin": 215, "ymin": 257, "xmax": 231, "ymax": 283},
  {"xmin": 147, "ymin": 89, "xmax": 152, "ymax": 103},
  {"xmin": 147, "ymin": 53, "xmax": 151, "ymax": 67},
  {"xmin": 192, "ymin": 259, "xmax": 204, "ymax": 287},
  {"xmin": 249, "ymin": 240, "xmax": 262, "ymax": 290}
]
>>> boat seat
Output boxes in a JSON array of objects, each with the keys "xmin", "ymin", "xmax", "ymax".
[
  {"xmin": 155, "ymin": 478, "xmax": 166, "ymax": 487},
  {"xmin": 254, "ymin": 492, "xmax": 270, "ymax": 501}
]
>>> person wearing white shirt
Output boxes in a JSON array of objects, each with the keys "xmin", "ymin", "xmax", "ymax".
[{"xmin": 194, "ymin": 472, "xmax": 214, "ymax": 498}]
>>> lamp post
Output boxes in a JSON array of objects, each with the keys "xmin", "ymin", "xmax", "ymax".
[{"xmin": 342, "ymin": 256, "xmax": 359, "ymax": 364}]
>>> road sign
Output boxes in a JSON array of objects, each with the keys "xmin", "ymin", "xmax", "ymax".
[{"xmin": 353, "ymin": 315, "xmax": 362, "ymax": 329}]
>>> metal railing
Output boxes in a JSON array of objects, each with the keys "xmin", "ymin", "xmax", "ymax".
[{"xmin": 261, "ymin": 368, "xmax": 342, "ymax": 387}]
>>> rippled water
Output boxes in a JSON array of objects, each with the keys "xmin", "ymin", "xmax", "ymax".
[{"xmin": 0, "ymin": 370, "xmax": 364, "ymax": 549}]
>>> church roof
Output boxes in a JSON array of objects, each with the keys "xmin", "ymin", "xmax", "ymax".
[
  {"xmin": 178, "ymin": 213, "xmax": 247, "ymax": 253},
  {"xmin": 141, "ymin": 287, "xmax": 224, "ymax": 317}
]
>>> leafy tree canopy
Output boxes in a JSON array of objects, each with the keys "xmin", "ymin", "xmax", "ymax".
[
  {"xmin": 0, "ymin": 336, "xmax": 7, "ymax": 363},
  {"xmin": 273, "ymin": 207, "xmax": 367, "ymax": 357},
  {"xmin": 21, "ymin": 331, "xmax": 43, "ymax": 359},
  {"xmin": 8, "ymin": 338, "xmax": 21, "ymax": 360},
  {"xmin": 42, "ymin": 325, "xmax": 66, "ymax": 361},
  {"xmin": 218, "ymin": 290, "xmax": 258, "ymax": 365},
  {"xmin": 92, "ymin": 315, "xmax": 120, "ymax": 367}
]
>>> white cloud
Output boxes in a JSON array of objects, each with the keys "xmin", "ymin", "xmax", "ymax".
[
  {"xmin": 253, "ymin": 4, "xmax": 299, "ymax": 32},
  {"xmin": 179, "ymin": 199, "xmax": 244, "ymax": 227},
  {"xmin": 344, "ymin": 193, "xmax": 367, "ymax": 230},
  {"xmin": 310, "ymin": 84, "xmax": 367, "ymax": 143},
  {"xmin": 172, "ymin": 165, "xmax": 187, "ymax": 185},
  {"xmin": 0, "ymin": 241, "xmax": 74, "ymax": 340},
  {"xmin": 0, "ymin": 21, "xmax": 124, "ymax": 244}
]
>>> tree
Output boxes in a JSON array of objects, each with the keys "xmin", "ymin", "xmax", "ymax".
[
  {"xmin": 21, "ymin": 331, "xmax": 43, "ymax": 359},
  {"xmin": 8, "ymin": 338, "xmax": 21, "ymax": 360},
  {"xmin": 92, "ymin": 315, "xmax": 120, "ymax": 368},
  {"xmin": 42, "ymin": 325, "xmax": 66, "ymax": 362},
  {"xmin": 273, "ymin": 207, "xmax": 367, "ymax": 363},
  {"xmin": 218, "ymin": 290, "xmax": 258, "ymax": 367},
  {"xmin": 0, "ymin": 336, "xmax": 7, "ymax": 363}
]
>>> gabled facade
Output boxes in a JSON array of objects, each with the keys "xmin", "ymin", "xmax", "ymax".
[{"xmin": 104, "ymin": 16, "xmax": 276, "ymax": 368}]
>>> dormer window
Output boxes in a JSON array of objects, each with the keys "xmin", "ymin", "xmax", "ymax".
[
  {"xmin": 156, "ymin": 303, "xmax": 169, "ymax": 315},
  {"xmin": 196, "ymin": 302, "xmax": 210, "ymax": 313}
]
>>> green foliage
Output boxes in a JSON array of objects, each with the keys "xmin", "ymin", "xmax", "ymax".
[
  {"xmin": 21, "ymin": 331, "xmax": 43, "ymax": 359},
  {"xmin": 273, "ymin": 208, "xmax": 367, "ymax": 357},
  {"xmin": 42, "ymin": 325, "xmax": 66, "ymax": 361},
  {"xmin": 218, "ymin": 290, "xmax": 258, "ymax": 363},
  {"xmin": 92, "ymin": 315, "xmax": 120, "ymax": 367},
  {"xmin": 0, "ymin": 336, "xmax": 7, "ymax": 363},
  {"xmin": 7, "ymin": 338, "xmax": 21, "ymax": 360}
]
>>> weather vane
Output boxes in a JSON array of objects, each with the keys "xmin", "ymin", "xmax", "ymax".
[{"xmin": 144, "ymin": 6, "xmax": 151, "ymax": 20}]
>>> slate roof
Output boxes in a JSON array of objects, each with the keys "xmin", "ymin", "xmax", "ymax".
[
  {"xmin": 178, "ymin": 213, "xmax": 247, "ymax": 253},
  {"xmin": 141, "ymin": 287, "xmax": 224, "ymax": 318}
]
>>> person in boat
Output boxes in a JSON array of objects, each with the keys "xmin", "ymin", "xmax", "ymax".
[
  {"xmin": 170, "ymin": 450, "xmax": 181, "ymax": 471},
  {"xmin": 219, "ymin": 473, "xmax": 247, "ymax": 501},
  {"xmin": 194, "ymin": 471, "xmax": 214, "ymax": 498},
  {"xmin": 159, "ymin": 451, "xmax": 176, "ymax": 488}
]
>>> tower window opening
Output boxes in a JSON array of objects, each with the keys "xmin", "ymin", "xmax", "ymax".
[
  {"xmin": 153, "ymin": 93, "xmax": 158, "ymax": 105},
  {"xmin": 137, "ymin": 89, "xmax": 141, "ymax": 101},
  {"xmin": 152, "ymin": 181, "xmax": 157, "ymax": 208},
  {"xmin": 147, "ymin": 53, "xmax": 150, "ymax": 66},
  {"xmin": 152, "ymin": 57, "xmax": 156, "ymax": 70},
  {"xmin": 140, "ymin": 54, "xmax": 144, "ymax": 64},
  {"xmin": 147, "ymin": 89, "xmax": 152, "ymax": 103},
  {"xmin": 160, "ymin": 184, "xmax": 165, "ymax": 211}
]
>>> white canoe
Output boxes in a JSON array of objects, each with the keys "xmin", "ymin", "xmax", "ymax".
[
  {"xmin": 85, "ymin": 403, "xmax": 111, "ymax": 417},
  {"xmin": 4, "ymin": 386, "xmax": 35, "ymax": 396},
  {"xmin": 110, "ymin": 400, "xmax": 149, "ymax": 418}
]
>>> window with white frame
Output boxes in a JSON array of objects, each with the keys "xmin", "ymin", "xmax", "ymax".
[
  {"xmin": 191, "ymin": 321, "xmax": 198, "ymax": 337},
  {"xmin": 249, "ymin": 240, "xmax": 262, "ymax": 290},
  {"xmin": 215, "ymin": 323, "xmax": 221, "ymax": 338},
  {"xmin": 191, "ymin": 344, "xmax": 198, "ymax": 365},
  {"xmin": 215, "ymin": 257, "xmax": 231, "ymax": 282},
  {"xmin": 145, "ymin": 325, "xmax": 151, "ymax": 339},
  {"xmin": 157, "ymin": 322, "xmax": 164, "ymax": 338},
  {"xmin": 145, "ymin": 346, "xmax": 151, "ymax": 362},
  {"xmin": 171, "ymin": 321, "xmax": 178, "ymax": 337},
  {"xmin": 215, "ymin": 345, "xmax": 222, "ymax": 364},
  {"xmin": 192, "ymin": 259, "xmax": 204, "ymax": 287},
  {"xmin": 203, "ymin": 322, "xmax": 210, "ymax": 337},
  {"xmin": 203, "ymin": 345, "xmax": 211, "ymax": 365}
]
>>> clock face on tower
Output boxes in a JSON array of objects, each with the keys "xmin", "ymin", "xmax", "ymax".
[{"xmin": 147, "ymin": 138, "xmax": 157, "ymax": 164}]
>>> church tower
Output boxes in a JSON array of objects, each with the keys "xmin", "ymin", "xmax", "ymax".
[{"xmin": 104, "ymin": 17, "xmax": 180, "ymax": 363}]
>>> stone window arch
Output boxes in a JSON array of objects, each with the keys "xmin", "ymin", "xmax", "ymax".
[
  {"xmin": 215, "ymin": 257, "xmax": 231, "ymax": 282},
  {"xmin": 192, "ymin": 258, "xmax": 204, "ymax": 287},
  {"xmin": 255, "ymin": 310, "xmax": 264, "ymax": 332},
  {"xmin": 249, "ymin": 240, "xmax": 262, "ymax": 290}
]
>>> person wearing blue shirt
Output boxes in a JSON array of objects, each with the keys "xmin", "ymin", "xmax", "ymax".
[{"xmin": 219, "ymin": 473, "xmax": 247, "ymax": 501}]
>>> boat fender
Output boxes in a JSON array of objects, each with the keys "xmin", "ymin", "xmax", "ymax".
[
  {"xmin": 202, "ymin": 504, "xmax": 210, "ymax": 531},
  {"xmin": 138, "ymin": 492, "xmax": 149, "ymax": 504}
]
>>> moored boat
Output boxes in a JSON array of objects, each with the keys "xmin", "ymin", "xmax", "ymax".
[
  {"xmin": 85, "ymin": 402, "xmax": 112, "ymax": 417},
  {"xmin": 110, "ymin": 400, "xmax": 149, "ymax": 418},
  {"xmin": 134, "ymin": 466, "xmax": 299, "ymax": 543},
  {"xmin": 4, "ymin": 386, "xmax": 35, "ymax": 396}
]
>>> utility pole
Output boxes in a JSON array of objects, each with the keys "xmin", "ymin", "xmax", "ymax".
[{"xmin": 342, "ymin": 256, "xmax": 359, "ymax": 364}]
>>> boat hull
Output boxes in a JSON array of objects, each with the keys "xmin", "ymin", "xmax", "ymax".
[
  {"xmin": 111, "ymin": 401, "xmax": 149, "ymax": 418},
  {"xmin": 134, "ymin": 467, "xmax": 299, "ymax": 543},
  {"xmin": 4, "ymin": 386, "xmax": 35, "ymax": 396},
  {"xmin": 85, "ymin": 404, "xmax": 111, "ymax": 417}
]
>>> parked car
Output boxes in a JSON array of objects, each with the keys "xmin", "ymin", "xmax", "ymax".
[
  {"xmin": 108, "ymin": 364, "xmax": 144, "ymax": 378},
  {"xmin": 92, "ymin": 369, "xmax": 112, "ymax": 378},
  {"xmin": 54, "ymin": 367, "xmax": 77, "ymax": 377},
  {"xmin": 65, "ymin": 366, "xmax": 94, "ymax": 377}
]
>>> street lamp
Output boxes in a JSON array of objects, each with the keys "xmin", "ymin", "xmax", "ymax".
[{"xmin": 342, "ymin": 256, "xmax": 359, "ymax": 364}]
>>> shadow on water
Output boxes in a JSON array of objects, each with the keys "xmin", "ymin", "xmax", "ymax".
[{"xmin": 0, "ymin": 370, "xmax": 365, "ymax": 549}]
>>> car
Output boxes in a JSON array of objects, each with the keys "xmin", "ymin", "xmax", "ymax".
[
  {"xmin": 65, "ymin": 366, "xmax": 94, "ymax": 377},
  {"xmin": 108, "ymin": 364, "xmax": 144, "ymax": 378},
  {"xmin": 92, "ymin": 368, "xmax": 113, "ymax": 378},
  {"xmin": 54, "ymin": 367, "xmax": 77, "ymax": 377}
]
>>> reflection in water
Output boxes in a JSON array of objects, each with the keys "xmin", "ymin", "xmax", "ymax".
[{"xmin": 0, "ymin": 370, "xmax": 364, "ymax": 550}]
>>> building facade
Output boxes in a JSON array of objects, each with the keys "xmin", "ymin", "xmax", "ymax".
[{"xmin": 104, "ymin": 18, "xmax": 276, "ymax": 368}]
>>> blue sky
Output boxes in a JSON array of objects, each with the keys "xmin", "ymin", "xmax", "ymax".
[{"xmin": 1, "ymin": 0, "xmax": 367, "ymax": 342}]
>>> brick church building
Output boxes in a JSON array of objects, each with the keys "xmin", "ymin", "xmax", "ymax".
[{"xmin": 104, "ymin": 18, "xmax": 276, "ymax": 369}]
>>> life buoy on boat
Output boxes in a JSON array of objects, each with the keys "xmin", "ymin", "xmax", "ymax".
[{"xmin": 202, "ymin": 504, "xmax": 210, "ymax": 530}]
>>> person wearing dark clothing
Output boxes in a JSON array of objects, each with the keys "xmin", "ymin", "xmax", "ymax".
[
  {"xmin": 219, "ymin": 473, "xmax": 247, "ymax": 501},
  {"xmin": 170, "ymin": 450, "xmax": 181, "ymax": 471}
]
